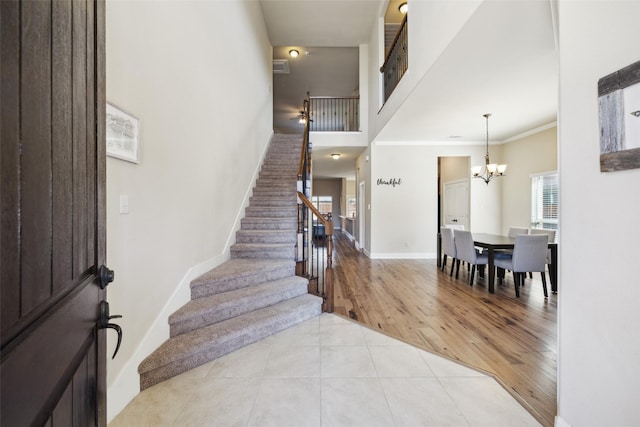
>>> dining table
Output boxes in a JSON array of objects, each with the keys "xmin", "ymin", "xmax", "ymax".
[{"xmin": 472, "ymin": 233, "xmax": 558, "ymax": 294}]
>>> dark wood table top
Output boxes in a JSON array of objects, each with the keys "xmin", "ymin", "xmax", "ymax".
[
  {"xmin": 472, "ymin": 233, "xmax": 516, "ymax": 249},
  {"xmin": 472, "ymin": 233, "xmax": 557, "ymax": 249}
]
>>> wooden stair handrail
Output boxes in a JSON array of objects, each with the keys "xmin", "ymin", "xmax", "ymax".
[
  {"xmin": 297, "ymin": 191, "xmax": 334, "ymax": 313},
  {"xmin": 297, "ymin": 95, "xmax": 311, "ymax": 180},
  {"xmin": 297, "ymin": 124, "xmax": 309, "ymax": 180},
  {"xmin": 297, "ymin": 191, "xmax": 334, "ymax": 235},
  {"xmin": 380, "ymin": 14, "xmax": 408, "ymax": 73}
]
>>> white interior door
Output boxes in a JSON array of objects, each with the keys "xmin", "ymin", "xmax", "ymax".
[{"xmin": 443, "ymin": 179, "xmax": 470, "ymax": 230}]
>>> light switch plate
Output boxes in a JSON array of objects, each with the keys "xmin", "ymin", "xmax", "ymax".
[{"xmin": 119, "ymin": 195, "xmax": 129, "ymax": 214}]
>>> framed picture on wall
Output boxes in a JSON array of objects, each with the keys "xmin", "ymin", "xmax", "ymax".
[
  {"xmin": 598, "ymin": 59, "xmax": 640, "ymax": 172},
  {"xmin": 106, "ymin": 103, "xmax": 140, "ymax": 163}
]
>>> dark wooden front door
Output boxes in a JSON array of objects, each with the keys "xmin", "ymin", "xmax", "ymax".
[{"xmin": 1, "ymin": 0, "xmax": 108, "ymax": 425}]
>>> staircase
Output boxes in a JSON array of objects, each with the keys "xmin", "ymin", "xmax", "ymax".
[{"xmin": 138, "ymin": 134, "xmax": 322, "ymax": 390}]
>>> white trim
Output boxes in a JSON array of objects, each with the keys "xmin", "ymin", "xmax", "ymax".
[
  {"xmin": 225, "ymin": 131, "xmax": 274, "ymax": 249},
  {"xmin": 342, "ymin": 229, "xmax": 355, "ymax": 242},
  {"xmin": 106, "ymin": 252, "xmax": 228, "ymax": 423},
  {"xmin": 502, "ymin": 121, "xmax": 558, "ymax": 143},
  {"xmin": 530, "ymin": 169, "xmax": 558, "ymax": 178},
  {"xmin": 554, "ymin": 416, "xmax": 572, "ymax": 427},
  {"xmin": 374, "ymin": 139, "xmax": 486, "ymax": 147},
  {"xmin": 373, "ymin": 121, "xmax": 558, "ymax": 147},
  {"xmin": 106, "ymin": 131, "xmax": 273, "ymax": 423},
  {"xmin": 369, "ymin": 252, "xmax": 436, "ymax": 259}
]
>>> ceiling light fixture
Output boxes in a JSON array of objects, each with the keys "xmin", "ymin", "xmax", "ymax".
[
  {"xmin": 331, "ymin": 153, "xmax": 341, "ymax": 160},
  {"xmin": 471, "ymin": 114, "xmax": 507, "ymax": 185},
  {"xmin": 289, "ymin": 49, "xmax": 299, "ymax": 58},
  {"xmin": 398, "ymin": 2, "xmax": 408, "ymax": 14},
  {"xmin": 299, "ymin": 111, "xmax": 306, "ymax": 124}
]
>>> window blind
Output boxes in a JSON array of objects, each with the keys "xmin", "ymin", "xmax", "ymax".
[{"xmin": 531, "ymin": 173, "xmax": 559, "ymax": 239}]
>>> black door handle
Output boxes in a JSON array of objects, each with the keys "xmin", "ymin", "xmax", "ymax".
[
  {"xmin": 99, "ymin": 265, "xmax": 115, "ymax": 289},
  {"xmin": 99, "ymin": 301, "xmax": 123, "ymax": 359}
]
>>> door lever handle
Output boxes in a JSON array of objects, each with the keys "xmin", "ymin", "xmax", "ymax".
[{"xmin": 99, "ymin": 301, "xmax": 123, "ymax": 359}]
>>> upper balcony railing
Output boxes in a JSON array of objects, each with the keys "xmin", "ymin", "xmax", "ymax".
[
  {"xmin": 309, "ymin": 96, "xmax": 359, "ymax": 132},
  {"xmin": 380, "ymin": 15, "xmax": 408, "ymax": 103}
]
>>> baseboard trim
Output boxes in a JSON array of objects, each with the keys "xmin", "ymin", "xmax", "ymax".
[
  {"xmin": 106, "ymin": 132, "xmax": 274, "ymax": 422},
  {"xmin": 225, "ymin": 131, "xmax": 274, "ymax": 249},
  {"xmin": 342, "ymin": 230, "xmax": 355, "ymax": 242},
  {"xmin": 555, "ymin": 416, "xmax": 572, "ymax": 427},
  {"xmin": 369, "ymin": 252, "xmax": 437, "ymax": 259},
  {"xmin": 106, "ymin": 252, "xmax": 228, "ymax": 423}
]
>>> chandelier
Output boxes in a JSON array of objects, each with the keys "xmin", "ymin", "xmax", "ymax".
[{"xmin": 471, "ymin": 113, "xmax": 507, "ymax": 184}]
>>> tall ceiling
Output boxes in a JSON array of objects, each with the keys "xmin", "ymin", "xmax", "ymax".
[
  {"xmin": 272, "ymin": 46, "xmax": 359, "ymax": 135},
  {"xmin": 259, "ymin": 0, "xmax": 559, "ymax": 179}
]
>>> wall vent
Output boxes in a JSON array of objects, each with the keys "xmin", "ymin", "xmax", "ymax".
[{"xmin": 273, "ymin": 59, "xmax": 290, "ymax": 74}]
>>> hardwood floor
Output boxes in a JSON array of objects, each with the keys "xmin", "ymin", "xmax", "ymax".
[{"xmin": 331, "ymin": 232, "xmax": 557, "ymax": 427}]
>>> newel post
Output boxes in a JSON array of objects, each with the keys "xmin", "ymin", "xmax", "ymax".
[{"xmin": 324, "ymin": 225, "xmax": 334, "ymax": 313}]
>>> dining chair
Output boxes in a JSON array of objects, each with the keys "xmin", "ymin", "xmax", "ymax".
[
  {"xmin": 445, "ymin": 224, "xmax": 465, "ymax": 230},
  {"xmin": 440, "ymin": 226, "xmax": 457, "ymax": 276},
  {"xmin": 530, "ymin": 228, "xmax": 556, "ymax": 244},
  {"xmin": 444, "ymin": 224, "xmax": 470, "ymax": 273},
  {"xmin": 508, "ymin": 226, "xmax": 529, "ymax": 238},
  {"xmin": 529, "ymin": 228, "xmax": 556, "ymax": 276},
  {"xmin": 496, "ymin": 226, "xmax": 530, "ymax": 262},
  {"xmin": 495, "ymin": 234, "xmax": 549, "ymax": 298},
  {"xmin": 453, "ymin": 230, "xmax": 488, "ymax": 286}
]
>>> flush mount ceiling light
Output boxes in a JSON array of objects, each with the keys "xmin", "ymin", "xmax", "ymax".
[
  {"xmin": 289, "ymin": 49, "xmax": 299, "ymax": 58},
  {"xmin": 471, "ymin": 113, "xmax": 507, "ymax": 185},
  {"xmin": 331, "ymin": 153, "xmax": 341, "ymax": 160},
  {"xmin": 398, "ymin": 2, "xmax": 408, "ymax": 14}
]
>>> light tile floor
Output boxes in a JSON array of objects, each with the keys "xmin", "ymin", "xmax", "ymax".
[{"xmin": 109, "ymin": 314, "xmax": 541, "ymax": 427}]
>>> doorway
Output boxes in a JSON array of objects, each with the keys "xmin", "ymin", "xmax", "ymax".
[
  {"xmin": 438, "ymin": 157, "xmax": 471, "ymax": 231},
  {"xmin": 443, "ymin": 179, "xmax": 470, "ymax": 230},
  {"xmin": 358, "ymin": 180, "xmax": 366, "ymax": 250}
]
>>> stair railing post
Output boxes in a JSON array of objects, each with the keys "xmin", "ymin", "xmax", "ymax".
[{"xmin": 324, "ymin": 229, "xmax": 334, "ymax": 313}]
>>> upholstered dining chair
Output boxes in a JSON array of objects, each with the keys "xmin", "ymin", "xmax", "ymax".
[
  {"xmin": 440, "ymin": 226, "xmax": 457, "ymax": 276},
  {"xmin": 508, "ymin": 226, "xmax": 529, "ymax": 238},
  {"xmin": 453, "ymin": 230, "xmax": 488, "ymax": 286},
  {"xmin": 445, "ymin": 224, "xmax": 465, "ymax": 230},
  {"xmin": 495, "ymin": 234, "xmax": 549, "ymax": 298},
  {"xmin": 529, "ymin": 228, "xmax": 556, "ymax": 276},
  {"xmin": 495, "ymin": 226, "xmax": 530, "ymax": 262}
]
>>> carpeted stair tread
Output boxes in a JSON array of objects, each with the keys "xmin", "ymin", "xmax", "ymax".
[
  {"xmin": 169, "ymin": 275, "xmax": 309, "ymax": 336},
  {"xmin": 138, "ymin": 134, "xmax": 322, "ymax": 391},
  {"xmin": 245, "ymin": 206, "xmax": 297, "ymax": 217},
  {"xmin": 190, "ymin": 258, "xmax": 295, "ymax": 298},
  {"xmin": 249, "ymin": 197, "xmax": 297, "ymax": 207},
  {"xmin": 252, "ymin": 188, "xmax": 297, "ymax": 196},
  {"xmin": 138, "ymin": 294, "xmax": 322, "ymax": 389},
  {"xmin": 236, "ymin": 229, "xmax": 296, "ymax": 244},
  {"xmin": 240, "ymin": 217, "xmax": 297, "ymax": 230},
  {"xmin": 230, "ymin": 242, "xmax": 295, "ymax": 259}
]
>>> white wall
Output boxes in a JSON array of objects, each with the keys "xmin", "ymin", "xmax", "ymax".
[
  {"xmin": 369, "ymin": 143, "xmax": 502, "ymax": 258},
  {"xmin": 312, "ymin": 178, "xmax": 343, "ymax": 230},
  {"xmin": 355, "ymin": 147, "xmax": 372, "ymax": 253},
  {"xmin": 105, "ymin": 0, "xmax": 272, "ymax": 421},
  {"xmin": 557, "ymin": 2, "xmax": 640, "ymax": 426},
  {"xmin": 368, "ymin": 0, "xmax": 481, "ymax": 138},
  {"xmin": 501, "ymin": 126, "xmax": 557, "ymax": 235}
]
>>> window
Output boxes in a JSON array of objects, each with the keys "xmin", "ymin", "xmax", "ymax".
[
  {"xmin": 312, "ymin": 196, "xmax": 332, "ymax": 217},
  {"xmin": 531, "ymin": 172, "xmax": 558, "ymax": 239}
]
